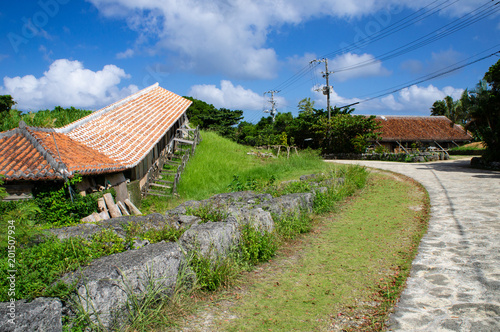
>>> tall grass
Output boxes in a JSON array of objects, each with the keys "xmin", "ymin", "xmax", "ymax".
[{"xmin": 177, "ymin": 131, "xmax": 328, "ymax": 201}]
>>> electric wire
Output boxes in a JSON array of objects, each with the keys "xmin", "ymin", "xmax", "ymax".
[{"xmin": 337, "ymin": 50, "xmax": 499, "ymax": 108}]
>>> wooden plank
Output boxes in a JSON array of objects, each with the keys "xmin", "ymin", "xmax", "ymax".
[
  {"xmin": 92, "ymin": 212, "xmax": 102, "ymax": 222},
  {"xmin": 155, "ymin": 179, "xmax": 174, "ymax": 184},
  {"xmin": 81, "ymin": 215, "xmax": 95, "ymax": 223},
  {"xmin": 124, "ymin": 199, "xmax": 142, "ymax": 215},
  {"xmin": 117, "ymin": 201, "xmax": 130, "ymax": 216},
  {"xmin": 97, "ymin": 198, "xmax": 107, "ymax": 212},
  {"xmin": 173, "ymin": 138, "xmax": 194, "ymax": 145},
  {"xmin": 150, "ymin": 183, "xmax": 172, "ymax": 189},
  {"xmin": 99, "ymin": 211, "xmax": 110, "ymax": 220}
]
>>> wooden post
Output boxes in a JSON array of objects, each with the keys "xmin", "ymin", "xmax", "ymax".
[{"xmin": 103, "ymin": 193, "xmax": 122, "ymax": 218}]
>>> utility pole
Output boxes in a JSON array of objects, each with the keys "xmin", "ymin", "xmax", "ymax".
[
  {"xmin": 310, "ymin": 58, "xmax": 334, "ymax": 120},
  {"xmin": 264, "ymin": 90, "xmax": 280, "ymax": 122}
]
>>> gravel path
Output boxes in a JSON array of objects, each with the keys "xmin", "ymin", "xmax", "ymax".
[{"xmin": 327, "ymin": 159, "xmax": 500, "ymax": 332}]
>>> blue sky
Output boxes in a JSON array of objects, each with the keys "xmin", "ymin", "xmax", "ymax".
[{"xmin": 0, "ymin": 0, "xmax": 498, "ymax": 123}]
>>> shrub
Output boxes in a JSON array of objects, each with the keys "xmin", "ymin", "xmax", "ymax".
[
  {"xmin": 188, "ymin": 250, "xmax": 240, "ymax": 292},
  {"xmin": 185, "ymin": 201, "xmax": 229, "ymax": 223},
  {"xmin": 34, "ymin": 175, "xmax": 97, "ymax": 226},
  {"xmin": 239, "ymin": 224, "xmax": 278, "ymax": 265}
]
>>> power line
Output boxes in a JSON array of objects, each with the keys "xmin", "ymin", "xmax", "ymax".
[
  {"xmin": 337, "ymin": 49, "xmax": 500, "ymax": 108},
  {"xmin": 322, "ymin": 0, "xmax": 460, "ymax": 59},
  {"xmin": 269, "ymin": 0, "xmax": 498, "ymax": 95},
  {"xmin": 332, "ymin": 0, "xmax": 499, "ymax": 73}
]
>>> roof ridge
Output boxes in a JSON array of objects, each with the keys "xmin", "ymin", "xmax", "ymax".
[
  {"xmin": 18, "ymin": 121, "xmax": 65, "ymax": 177},
  {"xmin": 55, "ymin": 82, "xmax": 160, "ymax": 133}
]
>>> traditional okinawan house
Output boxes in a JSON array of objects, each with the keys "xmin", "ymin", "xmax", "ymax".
[
  {"xmin": 372, "ymin": 115, "xmax": 472, "ymax": 153},
  {"xmin": 0, "ymin": 83, "xmax": 192, "ymax": 201}
]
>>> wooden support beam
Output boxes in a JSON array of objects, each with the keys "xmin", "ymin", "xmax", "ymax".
[
  {"xmin": 150, "ymin": 183, "xmax": 172, "ymax": 189},
  {"xmin": 173, "ymin": 138, "xmax": 194, "ymax": 145},
  {"xmin": 124, "ymin": 199, "xmax": 142, "ymax": 215},
  {"xmin": 117, "ymin": 201, "xmax": 130, "ymax": 216},
  {"xmin": 103, "ymin": 193, "xmax": 122, "ymax": 218}
]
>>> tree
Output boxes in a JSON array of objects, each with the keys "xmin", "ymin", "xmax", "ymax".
[
  {"xmin": 184, "ymin": 97, "xmax": 243, "ymax": 139},
  {"xmin": 314, "ymin": 114, "xmax": 381, "ymax": 154},
  {"xmin": 287, "ymin": 98, "xmax": 326, "ymax": 149},
  {"xmin": 0, "ymin": 95, "xmax": 16, "ymax": 114},
  {"xmin": 430, "ymin": 95, "xmax": 467, "ymax": 126},
  {"xmin": 430, "ymin": 100, "xmax": 446, "ymax": 116},
  {"xmin": 466, "ymin": 67, "xmax": 500, "ymax": 161}
]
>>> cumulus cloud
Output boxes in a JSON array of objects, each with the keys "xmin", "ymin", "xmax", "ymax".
[
  {"xmin": 0, "ymin": 59, "xmax": 139, "ymax": 111},
  {"xmin": 189, "ymin": 80, "xmax": 283, "ymax": 111},
  {"xmin": 313, "ymin": 84, "xmax": 463, "ymax": 115},
  {"xmin": 86, "ymin": 0, "xmax": 487, "ymax": 80}
]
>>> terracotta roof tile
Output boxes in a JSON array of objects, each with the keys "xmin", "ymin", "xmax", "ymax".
[
  {"xmin": 61, "ymin": 84, "xmax": 192, "ymax": 167},
  {"xmin": 0, "ymin": 130, "xmax": 60, "ymax": 181},
  {"xmin": 374, "ymin": 116, "xmax": 472, "ymax": 142},
  {"xmin": 0, "ymin": 83, "xmax": 191, "ymax": 181}
]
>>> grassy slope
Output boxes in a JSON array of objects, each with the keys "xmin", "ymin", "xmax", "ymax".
[
  {"xmin": 141, "ymin": 131, "xmax": 330, "ymax": 212},
  {"xmin": 200, "ymin": 172, "xmax": 429, "ymax": 331}
]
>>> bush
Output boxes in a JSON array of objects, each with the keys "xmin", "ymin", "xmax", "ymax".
[
  {"xmin": 189, "ymin": 251, "xmax": 240, "ymax": 292},
  {"xmin": 34, "ymin": 175, "xmax": 97, "ymax": 226},
  {"xmin": 239, "ymin": 224, "xmax": 278, "ymax": 264},
  {"xmin": 273, "ymin": 212, "xmax": 312, "ymax": 239}
]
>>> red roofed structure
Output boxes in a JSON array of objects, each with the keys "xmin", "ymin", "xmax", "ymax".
[
  {"xmin": 373, "ymin": 115, "xmax": 472, "ymax": 152},
  {"xmin": 0, "ymin": 83, "xmax": 192, "ymax": 200}
]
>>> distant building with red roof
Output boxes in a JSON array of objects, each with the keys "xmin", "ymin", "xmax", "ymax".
[
  {"xmin": 0, "ymin": 83, "xmax": 192, "ymax": 200},
  {"xmin": 372, "ymin": 115, "xmax": 472, "ymax": 152}
]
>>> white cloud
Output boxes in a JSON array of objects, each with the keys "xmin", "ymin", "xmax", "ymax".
[
  {"xmin": 314, "ymin": 84, "xmax": 464, "ymax": 115},
  {"xmin": 116, "ymin": 48, "xmax": 135, "ymax": 59},
  {"xmin": 0, "ymin": 59, "xmax": 139, "ymax": 111},
  {"xmin": 87, "ymin": 0, "xmax": 487, "ymax": 80},
  {"xmin": 39, "ymin": 45, "xmax": 53, "ymax": 62},
  {"xmin": 189, "ymin": 80, "xmax": 282, "ymax": 111},
  {"xmin": 329, "ymin": 53, "xmax": 391, "ymax": 81}
]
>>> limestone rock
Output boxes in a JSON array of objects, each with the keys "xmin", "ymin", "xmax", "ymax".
[
  {"xmin": 178, "ymin": 221, "xmax": 240, "ymax": 258},
  {"xmin": 0, "ymin": 297, "xmax": 62, "ymax": 332},
  {"xmin": 62, "ymin": 241, "xmax": 183, "ymax": 329}
]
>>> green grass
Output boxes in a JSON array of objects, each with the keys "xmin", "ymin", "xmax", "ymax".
[
  {"xmin": 213, "ymin": 172, "xmax": 428, "ymax": 331},
  {"xmin": 141, "ymin": 131, "xmax": 330, "ymax": 213}
]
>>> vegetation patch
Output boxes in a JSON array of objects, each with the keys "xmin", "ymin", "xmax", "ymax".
[{"xmin": 183, "ymin": 171, "xmax": 428, "ymax": 332}]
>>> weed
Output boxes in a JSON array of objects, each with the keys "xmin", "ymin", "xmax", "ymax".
[
  {"xmin": 189, "ymin": 249, "xmax": 241, "ymax": 292},
  {"xmin": 185, "ymin": 201, "xmax": 229, "ymax": 223},
  {"xmin": 273, "ymin": 211, "xmax": 312, "ymax": 240},
  {"xmin": 140, "ymin": 226, "xmax": 185, "ymax": 244},
  {"xmin": 239, "ymin": 224, "xmax": 278, "ymax": 265}
]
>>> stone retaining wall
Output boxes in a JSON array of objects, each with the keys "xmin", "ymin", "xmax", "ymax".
[{"xmin": 0, "ymin": 177, "xmax": 331, "ymax": 331}]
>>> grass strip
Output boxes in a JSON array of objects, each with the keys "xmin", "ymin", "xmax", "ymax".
[{"xmin": 212, "ymin": 171, "xmax": 429, "ymax": 331}]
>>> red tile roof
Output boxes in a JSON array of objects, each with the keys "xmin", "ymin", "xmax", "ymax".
[
  {"xmin": 0, "ymin": 83, "xmax": 191, "ymax": 181},
  {"xmin": 374, "ymin": 116, "xmax": 472, "ymax": 142},
  {"xmin": 59, "ymin": 84, "xmax": 192, "ymax": 167}
]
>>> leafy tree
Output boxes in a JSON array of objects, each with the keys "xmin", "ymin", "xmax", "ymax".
[
  {"xmin": 430, "ymin": 100, "xmax": 446, "ymax": 116},
  {"xmin": 287, "ymin": 98, "xmax": 326, "ymax": 149},
  {"xmin": 184, "ymin": 97, "xmax": 243, "ymax": 139},
  {"xmin": 466, "ymin": 61, "xmax": 500, "ymax": 161},
  {"xmin": 314, "ymin": 114, "xmax": 381, "ymax": 154},
  {"xmin": 430, "ymin": 95, "xmax": 467, "ymax": 126},
  {"xmin": 0, "ymin": 95, "xmax": 16, "ymax": 114}
]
